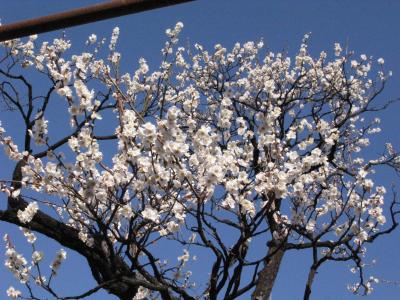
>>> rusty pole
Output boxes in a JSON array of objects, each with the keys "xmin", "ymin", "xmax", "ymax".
[{"xmin": 0, "ymin": 0, "xmax": 195, "ymax": 42}]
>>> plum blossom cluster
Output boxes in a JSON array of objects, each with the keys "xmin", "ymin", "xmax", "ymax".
[
  {"xmin": 29, "ymin": 113, "xmax": 48, "ymax": 145},
  {"xmin": 4, "ymin": 234, "xmax": 30, "ymax": 284},
  {"xmin": 17, "ymin": 201, "xmax": 39, "ymax": 224},
  {"xmin": 0, "ymin": 23, "xmax": 399, "ymax": 300},
  {"xmin": 3, "ymin": 230, "xmax": 69, "ymax": 299},
  {"xmin": 6, "ymin": 287, "xmax": 21, "ymax": 300},
  {"xmin": 50, "ymin": 249, "xmax": 67, "ymax": 275}
]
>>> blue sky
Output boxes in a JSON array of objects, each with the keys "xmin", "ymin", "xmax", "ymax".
[{"xmin": 1, "ymin": 0, "xmax": 400, "ymax": 299}]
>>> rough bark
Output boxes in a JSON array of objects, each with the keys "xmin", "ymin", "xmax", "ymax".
[
  {"xmin": 251, "ymin": 240, "xmax": 286, "ymax": 300},
  {"xmin": 252, "ymin": 193, "xmax": 286, "ymax": 300}
]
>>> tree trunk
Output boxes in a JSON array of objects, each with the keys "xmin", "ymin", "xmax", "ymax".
[{"xmin": 251, "ymin": 240, "xmax": 286, "ymax": 300}]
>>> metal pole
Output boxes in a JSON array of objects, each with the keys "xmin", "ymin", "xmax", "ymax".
[{"xmin": 0, "ymin": 0, "xmax": 195, "ymax": 42}]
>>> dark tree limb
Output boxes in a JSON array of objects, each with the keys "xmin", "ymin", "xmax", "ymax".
[{"xmin": 1, "ymin": 162, "xmax": 138, "ymax": 300}]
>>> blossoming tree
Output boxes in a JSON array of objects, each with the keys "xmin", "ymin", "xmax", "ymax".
[{"xmin": 0, "ymin": 23, "xmax": 399, "ymax": 300}]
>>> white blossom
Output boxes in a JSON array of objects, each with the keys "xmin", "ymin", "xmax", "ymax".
[
  {"xmin": 17, "ymin": 202, "xmax": 39, "ymax": 224},
  {"xmin": 141, "ymin": 206, "xmax": 159, "ymax": 223},
  {"xmin": 50, "ymin": 249, "xmax": 67, "ymax": 275},
  {"xmin": 0, "ymin": 23, "xmax": 395, "ymax": 299},
  {"xmin": 6, "ymin": 287, "xmax": 21, "ymax": 300}
]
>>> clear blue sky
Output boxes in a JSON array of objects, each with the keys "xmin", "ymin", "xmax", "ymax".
[{"xmin": 1, "ymin": 1, "xmax": 400, "ymax": 299}]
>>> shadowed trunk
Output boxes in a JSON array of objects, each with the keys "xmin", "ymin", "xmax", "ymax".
[
  {"xmin": 251, "ymin": 239, "xmax": 286, "ymax": 300},
  {"xmin": 252, "ymin": 193, "xmax": 286, "ymax": 300}
]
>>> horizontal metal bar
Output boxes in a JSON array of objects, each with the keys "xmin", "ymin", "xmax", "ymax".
[{"xmin": 0, "ymin": 0, "xmax": 195, "ymax": 42}]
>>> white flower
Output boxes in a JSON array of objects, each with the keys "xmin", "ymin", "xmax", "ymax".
[
  {"xmin": 286, "ymin": 130, "xmax": 296, "ymax": 140},
  {"xmin": 221, "ymin": 194, "xmax": 236, "ymax": 209},
  {"xmin": 4, "ymin": 246, "xmax": 30, "ymax": 283},
  {"xmin": 195, "ymin": 126, "xmax": 212, "ymax": 146},
  {"xmin": 133, "ymin": 286, "xmax": 150, "ymax": 300},
  {"xmin": 175, "ymin": 22, "xmax": 184, "ymax": 30},
  {"xmin": 109, "ymin": 27, "xmax": 120, "ymax": 51},
  {"xmin": 138, "ymin": 57, "xmax": 149, "ymax": 74},
  {"xmin": 74, "ymin": 80, "xmax": 94, "ymax": 110},
  {"xmin": 17, "ymin": 202, "xmax": 39, "ymax": 224},
  {"xmin": 178, "ymin": 249, "xmax": 190, "ymax": 264},
  {"xmin": 88, "ymin": 34, "xmax": 97, "ymax": 44},
  {"xmin": 11, "ymin": 189, "xmax": 20, "ymax": 198},
  {"xmin": 354, "ymin": 230, "xmax": 368, "ymax": 245},
  {"xmin": 32, "ymin": 251, "xmax": 44, "ymax": 264},
  {"xmin": 377, "ymin": 57, "xmax": 385, "ymax": 65},
  {"xmin": 221, "ymin": 97, "xmax": 232, "ymax": 106},
  {"xmin": 50, "ymin": 249, "xmax": 67, "ymax": 275},
  {"xmin": 377, "ymin": 215, "xmax": 386, "ymax": 224},
  {"xmin": 30, "ymin": 114, "xmax": 48, "ymax": 145},
  {"xmin": 35, "ymin": 276, "xmax": 46, "ymax": 286},
  {"xmin": 120, "ymin": 204, "xmax": 133, "ymax": 219},
  {"xmin": 334, "ymin": 43, "xmax": 342, "ymax": 56},
  {"xmin": 141, "ymin": 206, "xmax": 159, "ymax": 223},
  {"xmin": 287, "ymin": 151, "xmax": 299, "ymax": 161},
  {"xmin": 206, "ymin": 164, "xmax": 225, "ymax": 185},
  {"xmin": 139, "ymin": 122, "xmax": 157, "ymax": 145},
  {"xmin": 6, "ymin": 287, "xmax": 21, "ymax": 300},
  {"xmin": 20, "ymin": 227, "xmax": 37, "ymax": 243},
  {"xmin": 306, "ymin": 220, "xmax": 316, "ymax": 233},
  {"xmin": 110, "ymin": 52, "xmax": 121, "ymax": 64},
  {"xmin": 351, "ymin": 60, "xmax": 358, "ymax": 68},
  {"xmin": 239, "ymin": 198, "xmax": 256, "ymax": 217}
]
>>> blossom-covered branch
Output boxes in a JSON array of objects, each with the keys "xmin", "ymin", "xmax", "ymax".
[{"xmin": 0, "ymin": 23, "xmax": 399, "ymax": 300}]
